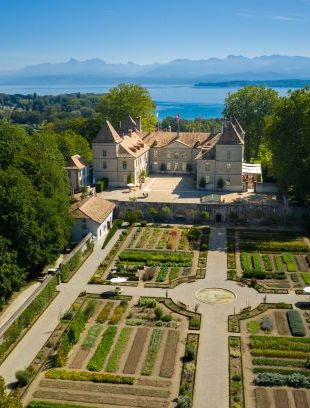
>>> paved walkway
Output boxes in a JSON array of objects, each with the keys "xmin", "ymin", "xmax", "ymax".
[
  {"xmin": 1, "ymin": 227, "xmax": 309, "ymax": 407},
  {"xmin": 0, "ymin": 231, "xmax": 122, "ymax": 387},
  {"xmin": 0, "ymin": 282, "xmax": 40, "ymax": 329}
]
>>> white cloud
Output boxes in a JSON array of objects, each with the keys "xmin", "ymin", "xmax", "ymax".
[{"xmin": 272, "ymin": 15, "xmax": 303, "ymax": 21}]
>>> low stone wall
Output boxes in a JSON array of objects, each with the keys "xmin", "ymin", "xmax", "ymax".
[
  {"xmin": 255, "ymin": 182, "xmax": 279, "ymax": 193},
  {"xmin": 111, "ymin": 200, "xmax": 309, "ymax": 226}
]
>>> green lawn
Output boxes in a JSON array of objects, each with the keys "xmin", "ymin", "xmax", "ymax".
[{"xmin": 247, "ymin": 320, "xmax": 260, "ymax": 334}]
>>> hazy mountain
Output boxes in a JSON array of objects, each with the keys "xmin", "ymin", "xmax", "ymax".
[{"xmin": 0, "ymin": 55, "xmax": 310, "ymax": 85}]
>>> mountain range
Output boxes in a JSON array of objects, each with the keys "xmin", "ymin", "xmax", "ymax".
[{"xmin": 1, "ymin": 55, "xmax": 310, "ymax": 85}]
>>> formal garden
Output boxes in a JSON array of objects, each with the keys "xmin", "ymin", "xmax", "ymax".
[
  {"xmin": 228, "ymin": 301, "xmax": 310, "ymax": 408},
  {"xmin": 227, "ymin": 230, "xmax": 310, "ymax": 293},
  {"xmin": 22, "ymin": 293, "xmax": 200, "ymax": 408},
  {"xmin": 90, "ymin": 225, "xmax": 209, "ymax": 287}
]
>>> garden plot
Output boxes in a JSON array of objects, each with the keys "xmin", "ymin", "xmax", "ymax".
[
  {"xmin": 26, "ymin": 295, "xmax": 197, "ymax": 408},
  {"xmin": 238, "ymin": 231, "xmax": 310, "ymax": 291},
  {"xmin": 236, "ymin": 306, "xmax": 310, "ymax": 408},
  {"xmin": 91, "ymin": 225, "xmax": 209, "ymax": 287}
]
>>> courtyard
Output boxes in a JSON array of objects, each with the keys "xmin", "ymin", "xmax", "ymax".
[{"xmin": 98, "ymin": 175, "xmax": 279, "ymax": 205}]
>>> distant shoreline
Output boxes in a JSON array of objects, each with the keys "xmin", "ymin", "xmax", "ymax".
[{"xmin": 194, "ymin": 79, "xmax": 310, "ymax": 88}]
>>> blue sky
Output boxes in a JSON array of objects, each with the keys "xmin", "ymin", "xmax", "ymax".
[{"xmin": 1, "ymin": 0, "xmax": 310, "ymax": 69}]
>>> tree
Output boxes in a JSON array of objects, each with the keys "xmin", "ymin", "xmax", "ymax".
[
  {"xmin": 160, "ymin": 206, "xmax": 172, "ymax": 220},
  {"xmin": 0, "ymin": 237, "xmax": 26, "ymax": 305},
  {"xmin": 0, "ymin": 376, "xmax": 22, "ymax": 407},
  {"xmin": 200, "ymin": 211, "xmax": 210, "ymax": 220},
  {"xmin": 100, "ymin": 84, "xmax": 157, "ymax": 131},
  {"xmin": 223, "ymin": 86, "xmax": 278, "ymax": 161},
  {"xmin": 46, "ymin": 130, "xmax": 93, "ymax": 162},
  {"xmin": 148, "ymin": 207, "xmax": 158, "ymax": 221},
  {"xmin": 265, "ymin": 88, "xmax": 310, "ymax": 204}
]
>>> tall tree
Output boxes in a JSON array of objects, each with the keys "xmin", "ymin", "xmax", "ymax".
[
  {"xmin": 223, "ymin": 86, "xmax": 278, "ymax": 161},
  {"xmin": 100, "ymin": 83, "xmax": 157, "ymax": 131},
  {"xmin": 265, "ymin": 87, "xmax": 310, "ymax": 204}
]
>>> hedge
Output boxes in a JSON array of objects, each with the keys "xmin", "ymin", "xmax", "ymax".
[
  {"xmin": 252, "ymin": 358, "xmax": 307, "ymax": 368},
  {"xmin": 55, "ymin": 299, "xmax": 96, "ymax": 367},
  {"xmin": 45, "ymin": 368, "xmax": 134, "ymax": 384},
  {"xmin": 119, "ymin": 250, "xmax": 192, "ymax": 265},
  {"xmin": 60, "ymin": 239, "xmax": 94, "ymax": 282},
  {"xmin": 287, "ymin": 310, "xmax": 306, "ymax": 337},
  {"xmin": 102, "ymin": 219, "xmax": 123, "ymax": 249},
  {"xmin": 0, "ymin": 276, "xmax": 57, "ymax": 363},
  {"xmin": 251, "ymin": 349, "xmax": 310, "ymax": 359},
  {"xmin": 240, "ymin": 240, "xmax": 309, "ymax": 253},
  {"xmin": 28, "ymin": 402, "xmax": 92, "ymax": 408}
]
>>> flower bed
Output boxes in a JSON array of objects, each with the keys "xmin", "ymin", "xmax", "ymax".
[
  {"xmin": 96, "ymin": 301, "xmax": 114, "ymax": 323},
  {"xmin": 178, "ymin": 333, "xmax": 199, "ymax": 406},
  {"xmin": 106, "ymin": 327, "xmax": 133, "ymax": 372},
  {"xmin": 119, "ymin": 249, "xmax": 192, "ymax": 265},
  {"xmin": 229, "ymin": 336, "xmax": 245, "ymax": 408},
  {"xmin": 45, "ymin": 368, "xmax": 134, "ymax": 384}
]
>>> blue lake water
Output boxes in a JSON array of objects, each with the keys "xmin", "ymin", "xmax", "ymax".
[{"xmin": 0, "ymin": 84, "xmax": 292, "ymax": 119}]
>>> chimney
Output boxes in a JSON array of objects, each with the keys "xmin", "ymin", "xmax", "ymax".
[{"xmin": 136, "ymin": 116, "xmax": 142, "ymax": 132}]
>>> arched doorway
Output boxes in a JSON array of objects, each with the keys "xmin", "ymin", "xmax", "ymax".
[{"xmin": 216, "ymin": 213, "xmax": 222, "ymax": 223}]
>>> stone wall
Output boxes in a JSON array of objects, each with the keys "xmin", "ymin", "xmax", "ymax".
[{"xmin": 111, "ymin": 200, "xmax": 310, "ymax": 226}]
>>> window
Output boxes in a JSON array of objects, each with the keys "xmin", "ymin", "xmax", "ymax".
[
  {"xmin": 205, "ymin": 175, "xmax": 210, "ymax": 183},
  {"xmin": 227, "ymin": 151, "xmax": 231, "ymax": 160},
  {"xmin": 174, "ymin": 152, "xmax": 179, "ymax": 159},
  {"xmin": 182, "ymin": 162, "xmax": 186, "ymax": 171},
  {"xmin": 154, "ymin": 150, "xmax": 158, "ymax": 158},
  {"xmin": 167, "ymin": 151, "xmax": 171, "ymax": 159},
  {"xmin": 103, "ymin": 161, "xmax": 107, "ymax": 169},
  {"xmin": 205, "ymin": 163, "xmax": 211, "ymax": 172},
  {"xmin": 102, "ymin": 149, "xmax": 107, "ymax": 157},
  {"xmin": 122, "ymin": 161, "xmax": 127, "ymax": 169},
  {"xmin": 226, "ymin": 178, "xmax": 231, "ymax": 186},
  {"xmin": 226, "ymin": 163, "xmax": 231, "ymax": 172},
  {"xmin": 167, "ymin": 162, "xmax": 171, "ymax": 170}
]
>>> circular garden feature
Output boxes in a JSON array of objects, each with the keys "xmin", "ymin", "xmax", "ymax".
[{"xmin": 195, "ymin": 288, "xmax": 235, "ymax": 304}]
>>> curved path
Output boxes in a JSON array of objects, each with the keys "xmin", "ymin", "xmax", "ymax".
[{"xmin": 1, "ymin": 227, "xmax": 308, "ymax": 408}]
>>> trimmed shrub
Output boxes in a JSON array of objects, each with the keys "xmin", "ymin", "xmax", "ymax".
[{"xmin": 287, "ymin": 310, "xmax": 306, "ymax": 337}]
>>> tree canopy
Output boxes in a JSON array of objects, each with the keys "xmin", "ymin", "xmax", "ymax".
[
  {"xmin": 100, "ymin": 83, "xmax": 157, "ymax": 131},
  {"xmin": 264, "ymin": 88, "xmax": 310, "ymax": 204},
  {"xmin": 223, "ymin": 86, "xmax": 278, "ymax": 161},
  {"xmin": 0, "ymin": 122, "xmax": 72, "ymax": 301}
]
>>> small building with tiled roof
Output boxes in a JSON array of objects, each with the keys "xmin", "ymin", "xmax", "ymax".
[
  {"xmin": 92, "ymin": 116, "xmax": 246, "ymax": 191},
  {"xmin": 70, "ymin": 196, "xmax": 115, "ymax": 242},
  {"xmin": 65, "ymin": 154, "xmax": 90, "ymax": 193}
]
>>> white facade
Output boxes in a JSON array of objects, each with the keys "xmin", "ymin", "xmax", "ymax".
[{"xmin": 72, "ymin": 210, "xmax": 113, "ymax": 242}]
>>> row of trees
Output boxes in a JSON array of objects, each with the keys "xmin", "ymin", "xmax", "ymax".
[
  {"xmin": 0, "ymin": 121, "xmax": 90, "ymax": 306},
  {"xmin": 224, "ymin": 86, "xmax": 310, "ymax": 204}
]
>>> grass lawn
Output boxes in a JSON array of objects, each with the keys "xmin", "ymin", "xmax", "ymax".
[{"xmin": 247, "ymin": 320, "xmax": 260, "ymax": 334}]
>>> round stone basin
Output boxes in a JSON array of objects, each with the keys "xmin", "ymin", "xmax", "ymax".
[{"xmin": 195, "ymin": 288, "xmax": 235, "ymax": 305}]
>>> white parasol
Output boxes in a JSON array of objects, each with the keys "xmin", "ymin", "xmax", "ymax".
[
  {"xmin": 304, "ymin": 287, "xmax": 310, "ymax": 293},
  {"xmin": 110, "ymin": 276, "xmax": 128, "ymax": 283}
]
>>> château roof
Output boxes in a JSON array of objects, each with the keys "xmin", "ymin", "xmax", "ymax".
[
  {"xmin": 218, "ymin": 121, "xmax": 244, "ymax": 145},
  {"xmin": 141, "ymin": 131, "xmax": 212, "ymax": 148},
  {"xmin": 119, "ymin": 115, "xmax": 138, "ymax": 135},
  {"xmin": 93, "ymin": 120, "xmax": 123, "ymax": 144}
]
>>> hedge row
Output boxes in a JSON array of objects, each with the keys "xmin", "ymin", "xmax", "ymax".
[
  {"xmin": 239, "ymin": 240, "xmax": 309, "ymax": 253},
  {"xmin": 45, "ymin": 368, "xmax": 134, "ymax": 384},
  {"xmin": 54, "ymin": 299, "xmax": 96, "ymax": 367},
  {"xmin": 60, "ymin": 239, "xmax": 94, "ymax": 282},
  {"xmin": 252, "ymin": 358, "xmax": 307, "ymax": 368},
  {"xmin": 0, "ymin": 276, "xmax": 57, "ymax": 363},
  {"xmin": 119, "ymin": 250, "xmax": 192, "ymax": 265},
  {"xmin": 28, "ymin": 402, "xmax": 92, "ymax": 408},
  {"xmin": 287, "ymin": 310, "xmax": 306, "ymax": 337},
  {"xmin": 251, "ymin": 335, "xmax": 310, "ymax": 351}
]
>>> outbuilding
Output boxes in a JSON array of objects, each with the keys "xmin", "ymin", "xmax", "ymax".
[{"xmin": 70, "ymin": 196, "xmax": 115, "ymax": 242}]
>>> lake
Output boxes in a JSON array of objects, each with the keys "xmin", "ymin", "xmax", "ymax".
[{"xmin": 0, "ymin": 84, "xmax": 292, "ymax": 119}]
